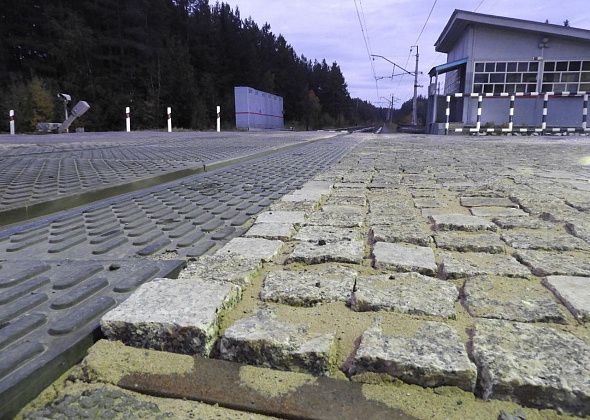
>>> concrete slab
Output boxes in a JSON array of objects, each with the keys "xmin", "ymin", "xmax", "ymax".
[
  {"xmin": 473, "ymin": 319, "xmax": 590, "ymax": 416},
  {"xmin": 101, "ymin": 278, "xmax": 241, "ymax": 356},
  {"xmin": 372, "ymin": 242, "xmax": 437, "ymax": 276},
  {"xmin": 345, "ymin": 323, "xmax": 476, "ymax": 391},
  {"xmin": 349, "ymin": 273, "xmax": 458, "ymax": 318},
  {"xmin": 543, "ymin": 275, "xmax": 590, "ymax": 322}
]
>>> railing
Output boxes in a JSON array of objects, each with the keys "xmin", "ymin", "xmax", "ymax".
[{"xmin": 444, "ymin": 91, "xmax": 589, "ymax": 135}]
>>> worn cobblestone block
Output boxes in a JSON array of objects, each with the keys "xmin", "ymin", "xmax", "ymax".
[
  {"xmin": 430, "ymin": 214, "xmax": 497, "ymax": 232},
  {"xmin": 178, "ymin": 254, "xmax": 261, "ymax": 286},
  {"xmin": 460, "ymin": 197, "xmax": 516, "ymax": 208},
  {"xmin": 305, "ymin": 205, "xmax": 365, "ymax": 228},
  {"xmin": 515, "ymin": 250, "xmax": 590, "ymax": 277},
  {"xmin": 370, "ymin": 224, "xmax": 432, "ymax": 247},
  {"xmin": 286, "ymin": 240, "xmax": 365, "ymax": 265},
  {"xmin": 470, "ymin": 207, "xmax": 528, "ymax": 217},
  {"xmin": 434, "ymin": 232, "xmax": 505, "ymax": 253},
  {"xmin": 349, "ymin": 273, "xmax": 458, "ymax": 318},
  {"xmin": 492, "ymin": 216, "xmax": 555, "ymax": 230},
  {"xmin": 413, "ymin": 198, "xmax": 445, "ymax": 209},
  {"xmin": 260, "ymin": 265, "xmax": 357, "ymax": 306},
  {"xmin": 501, "ymin": 231, "xmax": 590, "ymax": 251},
  {"xmin": 440, "ymin": 251, "xmax": 531, "ymax": 279},
  {"xmin": 101, "ymin": 278, "xmax": 241, "ymax": 356},
  {"xmin": 473, "ymin": 319, "xmax": 590, "ymax": 416},
  {"xmin": 244, "ymin": 223, "xmax": 295, "ymax": 240},
  {"xmin": 345, "ymin": 323, "xmax": 476, "ymax": 391},
  {"xmin": 255, "ymin": 211, "xmax": 305, "ymax": 225},
  {"xmin": 294, "ymin": 225, "xmax": 362, "ymax": 243},
  {"xmin": 373, "ymin": 242, "xmax": 437, "ymax": 275},
  {"xmin": 270, "ymin": 200, "xmax": 317, "ymax": 213},
  {"xmin": 218, "ymin": 309, "xmax": 334, "ymax": 375},
  {"xmin": 543, "ymin": 275, "xmax": 590, "ymax": 322},
  {"xmin": 217, "ymin": 237, "xmax": 284, "ymax": 262},
  {"xmin": 463, "ymin": 276, "xmax": 566, "ymax": 323}
]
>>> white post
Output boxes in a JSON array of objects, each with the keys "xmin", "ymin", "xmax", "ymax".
[
  {"xmin": 9, "ymin": 110, "xmax": 15, "ymax": 135},
  {"xmin": 216, "ymin": 106, "xmax": 221, "ymax": 132},
  {"xmin": 125, "ymin": 107, "xmax": 131, "ymax": 132},
  {"xmin": 167, "ymin": 107, "xmax": 172, "ymax": 133}
]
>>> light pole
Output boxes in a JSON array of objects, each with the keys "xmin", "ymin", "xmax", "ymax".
[
  {"xmin": 371, "ymin": 52, "xmax": 423, "ymax": 126},
  {"xmin": 380, "ymin": 95, "xmax": 397, "ymax": 122}
]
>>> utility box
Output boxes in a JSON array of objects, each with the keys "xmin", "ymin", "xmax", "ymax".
[{"xmin": 234, "ymin": 86, "xmax": 284, "ymax": 130}]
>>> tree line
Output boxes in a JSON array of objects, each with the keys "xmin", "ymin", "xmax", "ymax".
[{"xmin": 0, "ymin": 0, "xmax": 381, "ymax": 132}]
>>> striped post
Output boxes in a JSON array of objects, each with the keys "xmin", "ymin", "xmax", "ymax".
[
  {"xmin": 125, "ymin": 107, "xmax": 131, "ymax": 132},
  {"xmin": 476, "ymin": 95, "xmax": 482, "ymax": 132},
  {"xmin": 541, "ymin": 93, "xmax": 548, "ymax": 132},
  {"xmin": 216, "ymin": 106, "xmax": 221, "ymax": 132},
  {"xmin": 508, "ymin": 95, "xmax": 515, "ymax": 132},
  {"xmin": 583, "ymin": 94, "xmax": 588, "ymax": 131},
  {"xmin": 167, "ymin": 107, "xmax": 172, "ymax": 133},
  {"xmin": 9, "ymin": 110, "xmax": 15, "ymax": 135},
  {"xmin": 445, "ymin": 95, "xmax": 450, "ymax": 135}
]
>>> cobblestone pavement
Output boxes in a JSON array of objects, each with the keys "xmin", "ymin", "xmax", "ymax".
[
  {"xmin": 94, "ymin": 133, "xmax": 590, "ymax": 418},
  {"xmin": 0, "ymin": 131, "xmax": 336, "ymax": 214},
  {"xmin": 1, "ymin": 135, "xmax": 362, "ymax": 417}
]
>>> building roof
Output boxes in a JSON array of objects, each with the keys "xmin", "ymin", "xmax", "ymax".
[{"xmin": 435, "ymin": 10, "xmax": 590, "ymax": 53}]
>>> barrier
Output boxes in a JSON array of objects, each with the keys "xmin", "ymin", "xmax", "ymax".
[{"xmin": 444, "ymin": 91, "xmax": 590, "ymax": 135}]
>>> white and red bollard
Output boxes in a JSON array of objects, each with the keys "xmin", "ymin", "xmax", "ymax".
[
  {"xmin": 9, "ymin": 110, "xmax": 15, "ymax": 135},
  {"xmin": 125, "ymin": 107, "xmax": 131, "ymax": 132},
  {"xmin": 216, "ymin": 106, "xmax": 221, "ymax": 132},
  {"xmin": 167, "ymin": 107, "xmax": 172, "ymax": 133}
]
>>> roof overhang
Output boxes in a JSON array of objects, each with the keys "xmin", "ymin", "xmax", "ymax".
[
  {"xmin": 435, "ymin": 10, "xmax": 590, "ymax": 53},
  {"xmin": 429, "ymin": 58, "xmax": 467, "ymax": 77}
]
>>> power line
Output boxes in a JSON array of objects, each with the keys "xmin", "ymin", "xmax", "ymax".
[
  {"xmin": 414, "ymin": 0, "xmax": 438, "ymax": 45},
  {"xmin": 353, "ymin": 0, "xmax": 379, "ymax": 97},
  {"xmin": 474, "ymin": 0, "xmax": 486, "ymax": 12}
]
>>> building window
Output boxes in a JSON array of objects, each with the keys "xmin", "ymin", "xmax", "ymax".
[
  {"xmin": 473, "ymin": 61, "xmax": 537, "ymax": 94},
  {"xmin": 474, "ymin": 60, "xmax": 590, "ymax": 93}
]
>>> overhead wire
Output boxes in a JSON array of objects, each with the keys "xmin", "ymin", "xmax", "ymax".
[
  {"xmin": 474, "ymin": 0, "xmax": 486, "ymax": 12},
  {"xmin": 353, "ymin": 0, "xmax": 379, "ymax": 99}
]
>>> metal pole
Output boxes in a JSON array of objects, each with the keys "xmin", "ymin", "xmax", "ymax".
[
  {"xmin": 390, "ymin": 94, "xmax": 394, "ymax": 123},
  {"xmin": 412, "ymin": 46, "xmax": 419, "ymax": 126},
  {"xmin": 126, "ymin": 107, "xmax": 131, "ymax": 132},
  {"xmin": 167, "ymin": 107, "xmax": 172, "ymax": 133},
  {"xmin": 216, "ymin": 106, "xmax": 221, "ymax": 132},
  {"xmin": 9, "ymin": 110, "xmax": 15, "ymax": 135}
]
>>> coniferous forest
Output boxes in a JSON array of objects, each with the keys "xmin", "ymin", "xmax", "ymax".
[{"xmin": 0, "ymin": 0, "xmax": 382, "ymax": 132}]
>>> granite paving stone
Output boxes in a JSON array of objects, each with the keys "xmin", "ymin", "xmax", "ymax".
[
  {"xmin": 472, "ymin": 319, "xmax": 590, "ymax": 416},
  {"xmin": 501, "ymin": 230, "xmax": 590, "ymax": 251},
  {"xmin": 373, "ymin": 242, "xmax": 437, "ymax": 275},
  {"xmin": 440, "ymin": 251, "xmax": 531, "ymax": 279},
  {"xmin": 101, "ymin": 278, "xmax": 241, "ymax": 356},
  {"xmin": 217, "ymin": 237, "xmax": 284, "ymax": 262},
  {"xmin": 254, "ymin": 211, "xmax": 305, "ymax": 225},
  {"xmin": 543, "ymin": 275, "xmax": 590, "ymax": 321},
  {"xmin": 345, "ymin": 323, "xmax": 476, "ymax": 391},
  {"xmin": 430, "ymin": 214, "xmax": 497, "ymax": 232},
  {"xmin": 370, "ymin": 224, "xmax": 433, "ymax": 247},
  {"xmin": 177, "ymin": 253, "xmax": 262, "ymax": 287},
  {"xmin": 463, "ymin": 275, "xmax": 566, "ymax": 323},
  {"xmin": 349, "ymin": 273, "xmax": 459, "ymax": 318},
  {"xmin": 413, "ymin": 198, "xmax": 446, "ymax": 208},
  {"xmin": 294, "ymin": 225, "xmax": 363, "ymax": 243},
  {"xmin": 434, "ymin": 232, "xmax": 505, "ymax": 253},
  {"xmin": 260, "ymin": 265, "xmax": 357, "ymax": 306},
  {"xmin": 515, "ymin": 250, "xmax": 590, "ymax": 277},
  {"xmin": 218, "ymin": 309, "xmax": 335, "ymax": 375},
  {"xmin": 492, "ymin": 216, "xmax": 556, "ymax": 229},
  {"xmin": 305, "ymin": 206, "xmax": 365, "ymax": 228},
  {"xmin": 460, "ymin": 197, "xmax": 516, "ymax": 208},
  {"xmin": 244, "ymin": 223, "xmax": 295, "ymax": 241},
  {"xmin": 470, "ymin": 207, "xmax": 528, "ymax": 217},
  {"xmin": 566, "ymin": 219, "xmax": 590, "ymax": 244},
  {"xmin": 286, "ymin": 240, "xmax": 365, "ymax": 265}
]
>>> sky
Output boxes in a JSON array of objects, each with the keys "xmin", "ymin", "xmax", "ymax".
[{"xmin": 223, "ymin": 0, "xmax": 590, "ymax": 107}]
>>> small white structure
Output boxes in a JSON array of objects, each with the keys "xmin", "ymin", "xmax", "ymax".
[{"xmin": 234, "ymin": 86, "xmax": 284, "ymax": 130}]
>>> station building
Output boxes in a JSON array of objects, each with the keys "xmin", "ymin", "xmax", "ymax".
[{"xmin": 427, "ymin": 10, "xmax": 590, "ymax": 133}]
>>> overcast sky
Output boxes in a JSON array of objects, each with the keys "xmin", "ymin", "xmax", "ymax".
[{"xmin": 223, "ymin": 0, "xmax": 590, "ymax": 107}]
